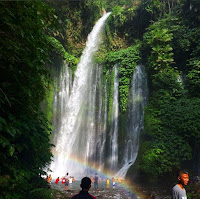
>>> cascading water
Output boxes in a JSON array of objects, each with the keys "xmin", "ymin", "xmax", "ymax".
[
  {"xmin": 109, "ymin": 64, "xmax": 119, "ymax": 171},
  {"xmin": 116, "ymin": 65, "xmax": 148, "ymax": 179},
  {"xmin": 50, "ymin": 13, "xmax": 111, "ymax": 179},
  {"xmin": 98, "ymin": 71, "xmax": 108, "ymax": 171},
  {"xmin": 51, "ymin": 64, "xmax": 72, "ymax": 146}
]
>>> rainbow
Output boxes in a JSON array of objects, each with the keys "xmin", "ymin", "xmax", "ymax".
[{"xmin": 48, "ymin": 154, "xmax": 146, "ymax": 199}]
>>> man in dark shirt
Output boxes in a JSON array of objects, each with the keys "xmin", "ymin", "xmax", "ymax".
[{"xmin": 71, "ymin": 177, "xmax": 96, "ymax": 199}]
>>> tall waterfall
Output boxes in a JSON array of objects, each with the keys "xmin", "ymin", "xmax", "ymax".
[
  {"xmin": 99, "ymin": 73, "xmax": 108, "ymax": 170},
  {"xmin": 50, "ymin": 13, "xmax": 111, "ymax": 179},
  {"xmin": 116, "ymin": 65, "xmax": 148, "ymax": 179},
  {"xmin": 51, "ymin": 64, "xmax": 72, "ymax": 147},
  {"xmin": 109, "ymin": 64, "xmax": 119, "ymax": 171}
]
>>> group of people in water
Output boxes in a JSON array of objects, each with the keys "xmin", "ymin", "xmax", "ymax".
[
  {"xmin": 90, "ymin": 173, "xmax": 123, "ymax": 190},
  {"xmin": 45, "ymin": 170, "xmax": 198, "ymax": 199},
  {"xmin": 46, "ymin": 172, "xmax": 123, "ymax": 199},
  {"xmin": 46, "ymin": 172, "xmax": 123, "ymax": 191},
  {"xmin": 46, "ymin": 172, "xmax": 75, "ymax": 190}
]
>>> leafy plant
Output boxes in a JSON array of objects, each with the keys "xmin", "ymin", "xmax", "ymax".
[{"xmin": 106, "ymin": 43, "xmax": 141, "ymax": 112}]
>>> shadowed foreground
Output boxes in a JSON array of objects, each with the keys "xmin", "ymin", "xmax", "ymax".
[{"xmin": 50, "ymin": 180, "xmax": 171, "ymax": 199}]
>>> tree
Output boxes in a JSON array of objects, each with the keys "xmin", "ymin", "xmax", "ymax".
[{"xmin": 0, "ymin": 2, "xmax": 54, "ymax": 198}]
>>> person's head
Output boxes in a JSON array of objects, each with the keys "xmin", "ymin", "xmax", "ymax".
[
  {"xmin": 80, "ymin": 177, "xmax": 91, "ymax": 190},
  {"xmin": 177, "ymin": 170, "xmax": 189, "ymax": 186},
  {"xmin": 66, "ymin": 173, "xmax": 68, "ymax": 175}
]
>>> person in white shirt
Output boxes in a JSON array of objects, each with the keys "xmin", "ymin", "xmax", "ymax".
[
  {"xmin": 69, "ymin": 176, "xmax": 73, "ymax": 184},
  {"xmin": 171, "ymin": 170, "xmax": 189, "ymax": 199},
  {"xmin": 65, "ymin": 173, "xmax": 69, "ymax": 191}
]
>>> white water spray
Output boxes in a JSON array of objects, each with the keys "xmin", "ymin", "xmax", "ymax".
[
  {"xmin": 50, "ymin": 13, "xmax": 111, "ymax": 179},
  {"xmin": 110, "ymin": 64, "xmax": 119, "ymax": 170}
]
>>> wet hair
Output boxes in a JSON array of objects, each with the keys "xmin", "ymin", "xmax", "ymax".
[
  {"xmin": 177, "ymin": 170, "xmax": 188, "ymax": 178},
  {"xmin": 80, "ymin": 177, "xmax": 91, "ymax": 189}
]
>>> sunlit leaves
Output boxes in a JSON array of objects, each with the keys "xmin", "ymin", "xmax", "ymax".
[
  {"xmin": 106, "ymin": 44, "xmax": 141, "ymax": 112},
  {"xmin": 47, "ymin": 36, "xmax": 78, "ymax": 66},
  {"xmin": 143, "ymin": 23, "xmax": 174, "ymax": 73},
  {"xmin": 140, "ymin": 97, "xmax": 200, "ymax": 178}
]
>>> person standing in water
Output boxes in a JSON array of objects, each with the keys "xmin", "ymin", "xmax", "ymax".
[
  {"xmin": 71, "ymin": 177, "xmax": 96, "ymax": 199},
  {"xmin": 46, "ymin": 174, "xmax": 52, "ymax": 188},
  {"xmin": 112, "ymin": 177, "xmax": 116, "ymax": 187},
  {"xmin": 171, "ymin": 170, "xmax": 189, "ymax": 199},
  {"xmin": 94, "ymin": 173, "xmax": 98, "ymax": 190},
  {"xmin": 55, "ymin": 177, "xmax": 59, "ymax": 184},
  {"xmin": 65, "ymin": 173, "xmax": 69, "ymax": 191},
  {"xmin": 106, "ymin": 178, "xmax": 110, "ymax": 189}
]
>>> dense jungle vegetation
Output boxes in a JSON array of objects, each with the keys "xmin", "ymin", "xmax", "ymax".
[{"xmin": 0, "ymin": 0, "xmax": 200, "ymax": 198}]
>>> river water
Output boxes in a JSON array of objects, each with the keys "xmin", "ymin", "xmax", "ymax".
[
  {"xmin": 50, "ymin": 180, "xmax": 171, "ymax": 199},
  {"xmin": 51, "ymin": 180, "xmax": 139, "ymax": 199}
]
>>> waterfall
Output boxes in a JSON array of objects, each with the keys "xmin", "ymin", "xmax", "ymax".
[
  {"xmin": 50, "ymin": 13, "xmax": 111, "ymax": 179},
  {"xmin": 109, "ymin": 64, "xmax": 119, "ymax": 171},
  {"xmin": 116, "ymin": 65, "xmax": 148, "ymax": 179},
  {"xmin": 51, "ymin": 64, "xmax": 72, "ymax": 146},
  {"xmin": 99, "ymin": 71, "xmax": 108, "ymax": 171}
]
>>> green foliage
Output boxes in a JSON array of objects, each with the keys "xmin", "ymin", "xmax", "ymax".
[
  {"xmin": 136, "ymin": 4, "xmax": 200, "ymax": 180},
  {"xmin": 98, "ymin": 0, "xmax": 133, "ymax": 11},
  {"xmin": 186, "ymin": 58, "xmax": 200, "ymax": 97},
  {"xmin": 186, "ymin": 183, "xmax": 200, "ymax": 199},
  {"xmin": 105, "ymin": 5, "xmax": 134, "ymax": 50},
  {"xmin": 151, "ymin": 68, "xmax": 181, "ymax": 95},
  {"xmin": 184, "ymin": 27, "xmax": 200, "ymax": 97},
  {"xmin": 95, "ymin": 42, "xmax": 109, "ymax": 64},
  {"xmin": 142, "ymin": 0, "xmax": 181, "ymax": 20},
  {"xmin": 143, "ymin": 20, "xmax": 174, "ymax": 73},
  {"xmin": 30, "ymin": 188, "xmax": 53, "ymax": 199},
  {"xmin": 48, "ymin": 1, "xmax": 102, "ymax": 57},
  {"xmin": 180, "ymin": 0, "xmax": 200, "ymax": 27},
  {"xmin": 40, "ymin": 82, "xmax": 54, "ymax": 130},
  {"xmin": 142, "ymin": 0, "xmax": 165, "ymax": 20},
  {"xmin": 105, "ymin": 0, "xmax": 181, "ymax": 51},
  {"xmin": 139, "ymin": 97, "xmax": 200, "ymax": 178},
  {"xmin": 47, "ymin": 37, "xmax": 78, "ymax": 66},
  {"xmin": 0, "ymin": 1, "xmax": 54, "ymax": 198},
  {"xmin": 106, "ymin": 43, "xmax": 141, "ymax": 112},
  {"xmin": 112, "ymin": 6, "xmax": 126, "ymax": 26}
]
